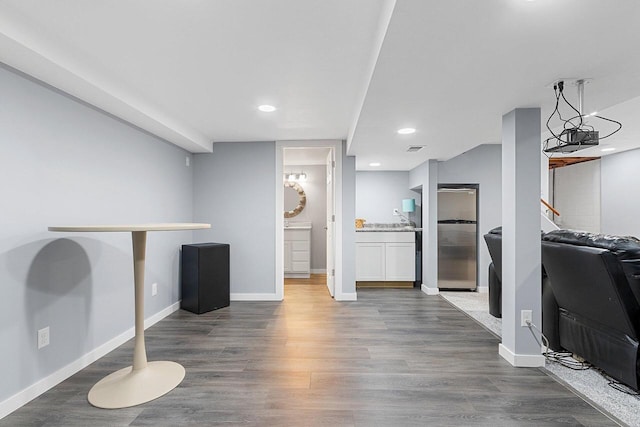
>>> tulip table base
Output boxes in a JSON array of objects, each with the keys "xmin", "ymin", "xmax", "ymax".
[
  {"xmin": 48, "ymin": 223, "xmax": 210, "ymax": 409},
  {"xmin": 88, "ymin": 361, "xmax": 185, "ymax": 409}
]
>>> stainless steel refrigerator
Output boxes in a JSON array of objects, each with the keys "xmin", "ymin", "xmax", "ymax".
[{"xmin": 437, "ymin": 186, "xmax": 478, "ymax": 290}]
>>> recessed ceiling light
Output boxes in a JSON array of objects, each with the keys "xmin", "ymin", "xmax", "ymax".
[
  {"xmin": 369, "ymin": 162, "xmax": 381, "ymax": 167},
  {"xmin": 601, "ymin": 147, "xmax": 616, "ymax": 152},
  {"xmin": 397, "ymin": 128, "xmax": 416, "ymax": 135},
  {"xmin": 258, "ymin": 104, "xmax": 276, "ymax": 112}
]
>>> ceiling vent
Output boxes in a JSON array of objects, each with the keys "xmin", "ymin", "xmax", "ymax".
[{"xmin": 406, "ymin": 145, "xmax": 425, "ymax": 153}]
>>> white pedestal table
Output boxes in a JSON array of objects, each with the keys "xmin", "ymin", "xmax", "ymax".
[{"xmin": 48, "ymin": 223, "xmax": 211, "ymax": 409}]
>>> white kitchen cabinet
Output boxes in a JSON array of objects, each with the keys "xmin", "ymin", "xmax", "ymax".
[
  {"xmin": 356, "ymin": 232, "xmax": 415, "ymax": 282},
  {"xmin": 385, "ymin": 243, "xmax": 416, "ymax": 281},
  {"xmin": 355, "ymin": 243, "xmax": 385, "ymax": 280},
  {"xmin": 284, "ymin": 227, "xmax": 311, "ymax": 278}
]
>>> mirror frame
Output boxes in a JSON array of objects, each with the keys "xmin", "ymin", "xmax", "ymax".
[{"xmin": 284, "ymin": 181, "xmax": 306, "ymax": 218}]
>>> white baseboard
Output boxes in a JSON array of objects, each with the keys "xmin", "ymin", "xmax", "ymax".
[
  {"xmin": 335, "ymin": 292, "xmax": 357, "ymax": 301},
  {"xmin": 477, "ymin": 286, "xmax": 489, "ymax": 293},
  {"xmin": 421, "ymin": 285, "xmax": 439, "ymax": 295},
  {"xmin": 310, "ymin": 269, "xmax": 327, "ymax": 274},
  {"xmin": 230, "ymin": 293, "xmax": 282, "ymax": 301},
  {"xmin": 0, "ymin": 301, "xmax": 180, "ymax": 420},
  {"xmin": 498, "ymin": 343, "xmax": 545, "ymax": 367}
]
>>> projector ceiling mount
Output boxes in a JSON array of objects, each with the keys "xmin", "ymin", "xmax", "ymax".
[{"xmin": 543, "ymin": 78, "xmax": 622, "ymax": 155}]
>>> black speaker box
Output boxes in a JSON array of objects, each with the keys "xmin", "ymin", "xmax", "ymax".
[{"xmin": 181, "ymin": 243, "xmax": 230, "ymax": 314}]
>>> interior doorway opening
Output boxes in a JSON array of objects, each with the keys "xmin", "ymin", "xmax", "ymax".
[
  {"xmin": 275, "ymin": 140, "xmax": 343, "ymax": 301},
  {"xmin": 282, "ymin": 146, "xmax": 332, "ymax": 296}
]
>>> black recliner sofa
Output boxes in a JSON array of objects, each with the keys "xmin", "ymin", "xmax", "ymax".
[
  {"xmin": 542, "ymin": 229, "xmax": 640, "ymax": 391},
  {"xmin": 483, "ymin": 227, "xmax": 503, "ymax": 318},
  {"xmin": 483, "ymin": 226, "xmax": 561, "ymax": 351}
]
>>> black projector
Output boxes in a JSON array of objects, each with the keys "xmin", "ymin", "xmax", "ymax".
[{"xmin": 544, "ymin": 128, "xmax": 599, "ymax": 153}]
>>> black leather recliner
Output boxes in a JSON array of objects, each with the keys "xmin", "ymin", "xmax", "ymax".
[
  {"xmin": 542, "ymin": 229, "xmax": 640, "ymax": 391},
  {"xmin": 483, "ymin": 227, "xmax": 561, "ymax": 351},
  {"xmin": 483, "ymin": 227, "xmax": 503, "ymax": 318}
]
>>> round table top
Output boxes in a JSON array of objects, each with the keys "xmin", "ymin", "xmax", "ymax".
[{"xmin": 48, "ymin": 223, "xmax": 211, "ymax": 232}]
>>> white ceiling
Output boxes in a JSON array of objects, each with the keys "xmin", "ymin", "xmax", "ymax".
[{"xmin": 1, "ymin": 0, "xmax": 639, "ymax": 170}]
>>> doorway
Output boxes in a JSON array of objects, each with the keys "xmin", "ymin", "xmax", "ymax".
[{"xmin": 275, "ymin": 140, "xmax": 343, "ymax": 300}]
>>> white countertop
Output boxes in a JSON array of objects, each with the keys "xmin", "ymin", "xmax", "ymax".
[
  {"xmin": 356, "ymin": 227, "xmax": 421, "ymax": 232},
  {"xmin": 284, "ymin": 221, "xmax": 312, "ymax": 230}
]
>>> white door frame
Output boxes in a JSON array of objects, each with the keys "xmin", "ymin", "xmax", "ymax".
[
  {"xmin": 325, "ymin": 149, "xmax": 335, "ymax": 297},
  {"xmin": 275, "ymin": 140, "xmax": 343, "ymax": 300}
]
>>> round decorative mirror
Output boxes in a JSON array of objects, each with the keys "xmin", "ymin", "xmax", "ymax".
[{"xmin": 284, "ymin": 181, "xmax": 306, "ymax": 218}]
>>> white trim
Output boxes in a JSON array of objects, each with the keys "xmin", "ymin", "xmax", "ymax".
[
  {"xmin": 144, "ymin": 301, "xmax": 180, "ymax": 328},
  {"xmin": 275, "ymin": 140, "xmax": 343, "ymax": 302},
  {"xmin": 310, "ymin": 269, "xmax": 327, "ymax": 274},
  {"xmin": 335, "ymin": 292, "xmax": 357, "ymax": 301},
  {"xmin": 421, "ymin": 285, "xmax": 439, "ymax": 295},
  {"xmin": 230, "ymin": 293, "xmax": 282, "ymax": 301},
  {"xmin": 498, "ymin": 343, "xmax": 545, "ymax": 367},
  {"xmin": 0, "ymin": 301, "xmax": 180, "ymax": 419},
  {"xmin": 275, "ymin": 145, "xmax": 285, "ymax": 301},
  {"xmin": 476, "ymin": 286, "xmax": 489, "ymax": 293}
]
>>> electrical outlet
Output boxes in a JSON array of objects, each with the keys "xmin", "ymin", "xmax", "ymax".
[
  {"xmin": 152, "ymin": 283, "xmax": 158, "ymax": 296},
  {"xmin": 521, "ymin": 310, "xmax": 532, "ymax": 327},
  {"xmin": 38, "ymin": 327, "xmax": 50, "ymax": 349}
]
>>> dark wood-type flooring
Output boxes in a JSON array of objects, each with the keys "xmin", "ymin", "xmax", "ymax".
[{"xmin": 2, "ymin": 280, "xmax": 618, "ymax": 426}]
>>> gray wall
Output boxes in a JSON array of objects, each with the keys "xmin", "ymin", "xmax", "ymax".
[
  {"xmin": 356, "ymin": 171, "xmax": 419, "ymax": 224},
  {"xmin": 601, "ymin": 148, "xmax": 640, "ymax": 238},
  {"xmin": 408, "ymin": 163, "xmax": 428, "ymax": 229},
  {"xmin": 342, "ymin": 147, "xmax": 357, "ymax": 295},
  {"xmin": 409, "ymin": 160, "xmax": 438, "ymax": 291},
  {"xmin": 552, "ymin": 160, "xmax": 601, "ymax": 233},
  {"xmin": 284, "ymin": 164, "xmax": 327, "ymax": 271},
  {"xmin": 438, "ymin": 144, "xmax": 502, "ymax": 289},
  {"xmin": 192, "ymin": 142, "xmax": 276, "ymax": 294},
  {"xmin": 500, "ymin": 108, "xmax": 543, "ymax": 361},
  {"xmin": 193, "ymin": 142, "xmax": 355, "ymax": 297},
  {"xmin": 0, "ymin": 65, "xmax": 194, "ymax": 403}
]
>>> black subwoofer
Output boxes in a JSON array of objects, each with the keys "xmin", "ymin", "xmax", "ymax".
[{"xmin": 181, "ymin": 243, "xmax": 230, "ymax": 314}]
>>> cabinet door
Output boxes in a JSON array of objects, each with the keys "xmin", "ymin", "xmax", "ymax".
[
  {"xmin": 283, "ymin": 241, "xmax": 292, "ymax": 272},
  {"xmin": 356, "ymin": 243, "xmax": 385, "ymax": 281},
  {"xmin": 385, "ymin": 243, "xmax": 415, "ymax": 281}
]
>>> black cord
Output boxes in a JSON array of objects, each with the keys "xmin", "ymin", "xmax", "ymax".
[
  {"xmin": 559, "ymin": 84, "xmax": 584, "ymax": 129},
  {"xmin": 525, "ymin": 322, "xmax": 640, "ymax": 396},
  {"xmin": 544, "ymin": 80, "xmax": 623, "ymax": 152},
  {"xmin": 545, "ymin": 351, "xmax": 591, "ymax": 370},
  {"xmin": 545, "ymin": 85, "xmax": 563, "ymax": 143},
  {"xmin": 526, "ymin": 321, "xmax": 590, "ymax": 370},
  {"xmin": 593, "ymin": 114, "xmax": 623, "ymax": 139},
  {"xmin": 594, "ymin": 368, "xmax": 640, "ymax": 397}
]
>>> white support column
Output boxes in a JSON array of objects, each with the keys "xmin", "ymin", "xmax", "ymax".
[
  {"xmin": 499, "ymin": 108, "xmax": 545, "ymax": 367},
  {"xmin": 422, "ymin": 159, "xmax": 439, "ymax": 295}
]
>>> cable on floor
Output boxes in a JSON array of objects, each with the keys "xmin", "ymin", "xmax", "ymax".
[
  {"xmin": 526, "ymin": 320, "xmax": 640, "ymax": 396},
  {"xmin": 526, "ymin": 320, "xmax": 590, "ymax": 370}
]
